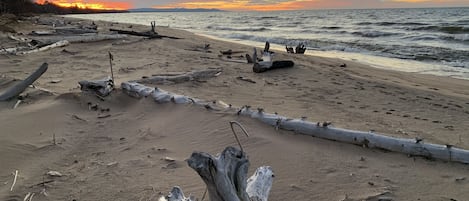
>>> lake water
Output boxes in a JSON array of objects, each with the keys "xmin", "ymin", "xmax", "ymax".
[{"xmin": 68, "ymin": 7, "xmax": 469, "ymax": 79}]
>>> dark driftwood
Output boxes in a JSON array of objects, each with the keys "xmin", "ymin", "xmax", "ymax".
[
  {"xmin": 0, "ymin": 63, "xmax": 48, "ymax": 101},
  {"xmin": 286, "ymin": 43, "xmax": 306, "ymax": 54}
]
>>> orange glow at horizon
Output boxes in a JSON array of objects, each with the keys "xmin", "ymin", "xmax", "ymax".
[
  {"xmin": 153, "ymin": 0, "xmax": 318, "ymax": 11},
  {"xmin": 35, "ymin": 0, "xmax": 131, "ymax": 10}
]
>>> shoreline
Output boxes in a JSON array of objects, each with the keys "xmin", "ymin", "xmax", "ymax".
[
  {"xmin": 66, "ymin": 12, "xmax": 469, "ymax": 81},
  {"xmin": 1, "ymin": 14, "xmax": 469, "ymax": 200}
]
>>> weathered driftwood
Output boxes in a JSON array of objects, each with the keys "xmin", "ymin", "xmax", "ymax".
[
  {"xmin": 295, "ymin": 43, "xmax": 306, "ymax": 54},
  {"xmin": 0, "ymin": 46, "xmax": 30, "ymax": 54},
  {"xmin": 109, "ymin": 28, "xmax": 161, "ymax": 38},
  {"xmin": 134, "ymin": 68, "xmax": 222, "ymax": 85},
  {"xmin": 16, "ymin": 40, "xmax": 69, "ymax": 55},
  {"xmin": 246, "ymin": 166, "xmax": 274, "ymax": 201},
  {"xmin": 252, "ymin": 47, "xmax": 294, "ymax": 73},
  {"xmin": 54, "ymin": 27, "xmax": 98, "ymax": 35},
  {"xmin": 0, "ymin": 63, "xmax": 48, "ymax": 101},
  {"xmin": 78, "ymin": 77, "xmax": 114, "ymax": 97},
  {"xmin": 121, "ymin": 81, "xmax": 469, "ymax": 164},
  {"xmin": 30, "ymin": 34, "xmax": 127, "ymax": 44},
  {"xmin": 239, "ymin": 107, "xmax": 469, "ymax": 164},
  {"xmin": 187, "ymin": 146, "xmax": 273, "ymax": 201},
  {"xmin": 286, "ymin": 43, "xmax": 306, "ymax": 54},
  {"xmin": 159, "ymin": 186, "xmax": 195, "ymax": 201}
]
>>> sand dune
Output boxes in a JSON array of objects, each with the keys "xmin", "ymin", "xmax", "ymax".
[{"xmin": 1, "ymin": 15, "xmax": 469, "ymax": 201}]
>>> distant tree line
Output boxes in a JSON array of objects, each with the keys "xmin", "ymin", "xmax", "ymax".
[{"xmin": 0, "ymin": 0, "xmax": 127, "ymax": 15}]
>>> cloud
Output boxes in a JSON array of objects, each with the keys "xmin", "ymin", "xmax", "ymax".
[{"xmin": 36, "ymin": 0, "xmax": 132, "ymax": 10}]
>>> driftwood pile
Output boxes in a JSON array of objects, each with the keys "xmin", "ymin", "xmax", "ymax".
[{"xmin": 2, "ymin": 19, "xmax": 126, "ymax": 55}]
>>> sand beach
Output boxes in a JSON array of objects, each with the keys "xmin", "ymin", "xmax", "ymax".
[{"xmin": 1, "ymin": 15, "xmax": 469, "ymax": 200}]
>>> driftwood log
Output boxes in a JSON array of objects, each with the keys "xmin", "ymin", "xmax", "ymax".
[
  {"xmin": 0, "ymin": 63, "xmax": 48, "ymax": 101},
  {"xmin": 121, "ymin": 81, "xmax": 469, "ymax": 164},
  {"xmin": 16, "ymin": 40, "xmax": 69, "ymax": 55},
  {"xmin": 31, "ymin": 34, "xmax": 127, "ymax": 44},
  {"xmin": 134, "ymin": 68, "xmax": 222, "ymax": 85},
  {"xmin": 78, "ymin": 77, "xmax": 114, "ymax": 97},
  {"xmin": 252, "ymin": 46, "xmax": 294, "ymax": 73}
]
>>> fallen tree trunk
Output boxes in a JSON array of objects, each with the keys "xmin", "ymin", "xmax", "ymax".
[
  {"xmin": 121, "ymin": 81, "xmax": 469, "ymax": 164},
  {"xmin": 0, "ymin": 63, "xmax": 48, "ymax": 101},
  {"xmin": 54, "ymin": 27, "xmax": 98, "ymax": 35},
  {"xmin": 16, "ymin": 40, "xmax": 69, "ymax": 55},
  {"xmin": 109, "ymin": 28, "xmax": 161, "ymax": 39},
  {"xmin": 134, "ymin": 68, "xmax": 222, "ymax": 84}
]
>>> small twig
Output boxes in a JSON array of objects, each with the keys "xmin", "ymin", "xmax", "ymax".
[
  {"xmin": 13, "ymin": 99, "xmax": 22, "ymax": 109},
  {"xmin": 10, "ymin": 170, "xmax": 18, "ymax": 191},
  {"xmin": 229, "ymin": 121, "xmax": 250, "ymax": 152},
  {"xmin": 108, "ymin": 51, "xmax": 115, "ymax": 85},
  {"xmin": 71, "ymin": 114, "xmax": 87, "ymax": 122},
  {"xmin": 29, "ymin": 180, "xmax": 54, "ymax": 188}
]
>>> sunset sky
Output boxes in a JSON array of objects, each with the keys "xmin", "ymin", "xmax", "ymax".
[{"xmin": 36, "ymin": 0, "xmax": 469, "ymax": 11}]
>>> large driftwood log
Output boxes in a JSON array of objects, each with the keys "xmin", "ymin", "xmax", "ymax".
[
  {"xmin": 0, "ymin": 63, "xmax": 48, "ymax": 101},
  {"xmin": 187, "ymin": 146, "xmax": 273, "ymax": 201},
  {"xmin": 252, "ymin": 42, "xmax": 294, "ymax": 73},
  {"xmin": 109, "ymin": 28, "xmax": 161, "ymax": 38},
  {"xmin": 78, "ymin": 77, "xmax": 114, "ymax": 97},
  {"xmin": 134, "ymin": 68, "xmax": 222, "ymax": 85},
  {"xmin": 31, "ymin": 34, "xmax": 127, "ymax": 44},
  {"xmin": 54, "ymin": 27, "xmax": 98, "ymax": 35},
  {"xmin": 121, "ymin": 81, "xmax": 469, "ymax": 164}
]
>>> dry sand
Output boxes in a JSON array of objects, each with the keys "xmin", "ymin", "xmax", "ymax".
[{"xmin": 1, "ymin": 15, "xmax": 469, "ymax": 201}]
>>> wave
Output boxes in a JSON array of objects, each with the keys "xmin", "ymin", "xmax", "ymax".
[
  {"xmin": 355, "ymin": 22, "xmax": 428, "ymax": 26},
  {"xmin": 206, "ymin": 25, "xmax": 270, "ymax": 32},
  {"xmin": 410, "ymin": 26, "xmax": 469, "ymax": 34},
  {"xmin": 321, "ymin": 26, "xmax": 341, "ymax": 30},
  {"xmin": 352, "ymin": 31, "xmax": 400, "ymax": 38}
]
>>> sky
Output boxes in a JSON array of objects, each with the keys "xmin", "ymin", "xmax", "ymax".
[{"xmin": 35, "ymin": 0, "xmax": 469, "ymax": 11}]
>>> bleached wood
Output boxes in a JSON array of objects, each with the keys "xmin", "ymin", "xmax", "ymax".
[
  {"xmin": 31, "ymin": 34, "xmax": 127, "ymax": 45},
  {"xmin": 246, "ymin": 166, "xmax": 274, "ymax": 201},
  {"xmin": 121, "ymin": 82, "xmax": 469, "ymax": 164},
  {"xmin": 158, "ymin": 186, "xmax": 195, "ymax": 201},
  {"xmin": 16, "ymin": 40, "xmax": 69, "ymax": 55}
]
